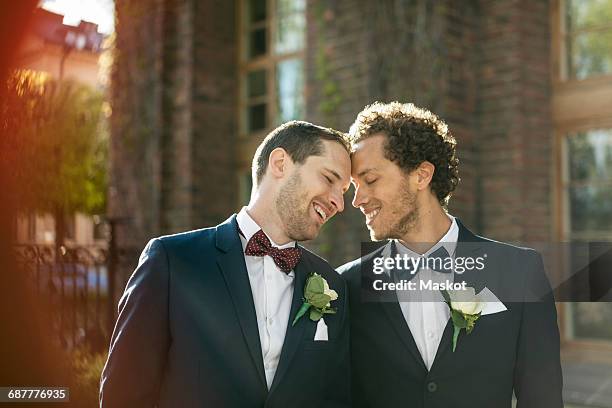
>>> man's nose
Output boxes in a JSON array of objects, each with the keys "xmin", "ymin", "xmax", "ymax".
[
  {"xmin": 352, "ymin": 185, "xmax": 366, "ymax": 209},
  {"xmin": 330, "ymin": 188, "xmax": 345, "ymax": 213}
]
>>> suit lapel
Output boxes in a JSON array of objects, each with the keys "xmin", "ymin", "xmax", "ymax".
[
  {"xmin": 430, "ymin": 218, "xmax": 485, "ymax": 372},
  {"xmin": 215, "ymin": 215, "xmax": 267, "ymax": 391},
  {"xmin": 373, "ymin": 242, "xmax": 428, "ymax": 372},
  {"xmin": 454, "ymin": 218, "xmax": 486, "ymax": 292},
  {"xmin": 380, "ymin": 300, "xmax": 428, "ymax": 372},
  {"xmin": 429, "ymin": 318, "xmax": 453, "ymax": 372},
  {"xmin": 268, "ymin": 249, "xmax": 310, "ymax": 395}
]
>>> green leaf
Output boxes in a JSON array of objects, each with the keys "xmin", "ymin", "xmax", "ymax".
[
  {"xmin": 309, "ymin": 308, "xmax": 323, "ymax": 322},
  {"xmin": 308, "ymin": 293, "xmax": 331, "ymax": 309},
  {"xmin": 452, "ymin": 325, "xmax": 461, "ymax": 352},
  {"xmin": 305, "ymin": 274, "xmax": 324, "ymax": 298},
  {"xmin": 451, "ymin": 310, "xmax": 467, "ymax": 329},
  {"xmin": 292, "ymin": 302, "xmax": 311, "ymax": 326},
  {"xmin": 322, "ymin": 307, "xmax": 337, "ymax": 315}
]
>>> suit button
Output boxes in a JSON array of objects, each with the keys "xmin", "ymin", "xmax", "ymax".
[{"xmin": 427, "ymin": 381, "xmax": 437, "ymax": 392}]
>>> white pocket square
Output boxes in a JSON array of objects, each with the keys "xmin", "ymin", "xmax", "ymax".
[
  {"xmin": 478, "ymin": 287, "xmax": 507, "ymax": 316},
  {"xmin": 314, "ymin": 318, "xmax": 328, "ymax": 341}
]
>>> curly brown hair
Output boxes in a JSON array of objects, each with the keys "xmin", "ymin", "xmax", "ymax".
[{"xmin": 348, "ymin": 101, "xmax": 459, "ymax": 207}]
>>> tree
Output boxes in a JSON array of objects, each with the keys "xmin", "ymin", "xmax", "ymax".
[
  {"xmin": 568, "ymin": 0, "xmax": 612, "ymax": 79},
  {"xmin": 1, "ymin": 70, "xmax": 107, "ymax": 247}
]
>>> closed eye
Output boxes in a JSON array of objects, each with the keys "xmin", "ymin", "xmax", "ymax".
[
  {"xmin": 366, "ymin": 178, "xmax": 377, "ymax": 185},
  {"xmin": 324, "ymin": 175, "xmax": 332, "ymax": 184}
]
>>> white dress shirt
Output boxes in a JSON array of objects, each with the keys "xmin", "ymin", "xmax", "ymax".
[
  {"xmin": 236, "ymin": 208, "xmax": 295, "ymax": 389},
  {"xmin": 387, "ymin": 215, "xmax": 459, "ymax": 370}
]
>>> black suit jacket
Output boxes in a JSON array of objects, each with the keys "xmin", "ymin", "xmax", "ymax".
[
  {"xmin": 338, "ymin": 219, "xmax": 563, "ymax": 408},
  {"xmin": 100, "ymin": 215, "xmax": 350, "ymax": 407}
]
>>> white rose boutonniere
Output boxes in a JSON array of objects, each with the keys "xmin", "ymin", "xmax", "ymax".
[
  {"xmin": 442, "ymin": 287, "xmax": 484, "ymax": 352},
  {"xmin": 292, "ymin": 273, "xmax": 338, "ymax": 326}
]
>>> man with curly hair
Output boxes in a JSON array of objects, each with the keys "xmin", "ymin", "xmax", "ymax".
[{"xmin": 339, "ymin": 102, "xmax": 562, "ymax": 408}]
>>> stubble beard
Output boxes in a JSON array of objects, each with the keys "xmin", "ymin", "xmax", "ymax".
[
  {"xmin": 371, "ymin": 183, "xmax": 419, "ymax": 241},
  {"xmin": 275, "ymin": 171, "xmax": 316, "ymax": 242}
]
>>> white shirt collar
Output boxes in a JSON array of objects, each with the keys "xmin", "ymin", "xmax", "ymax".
[
  {"xmin": 236, "ymin": 207, "xmax": 296, "ymax": 249},
  {"xmin": 382, "ymin": 214, "xmax": 459, "ymax": 259}
]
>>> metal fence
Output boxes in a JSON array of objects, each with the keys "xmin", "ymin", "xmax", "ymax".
[{"xmin": 13, "ymin": 241, "xmax": 139, "ymax": 352}]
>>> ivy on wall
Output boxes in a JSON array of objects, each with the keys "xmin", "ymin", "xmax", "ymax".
[
  {"xmin": 366, "ymin": 0, "xmax": 448, "ymax": 113},
  {"xmin": 314, "ymin": 2, "xmax": 343, "ymax": 126},
  {"xmin": 306, "ymin": 0, "xmax": 452, "ymax": 266}
]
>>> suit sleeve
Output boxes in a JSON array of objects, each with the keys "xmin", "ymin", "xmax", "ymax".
[
  {"xmin": 337, "ymin": 262, "xmax": 370, "ymax": 408},
  {"xmin": 99, "ymin": 238, "xmax": 171, "ymax": 408},
  {"xmin": 322, "ymin": 278, "xmax": 351, "ymax": 408},
  {"xmin": 514, "ymin": 251, "xmax": 563, "ymax": 408}
]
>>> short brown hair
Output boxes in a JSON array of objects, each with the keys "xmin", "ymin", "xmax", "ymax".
[
  {"xmin": 252, "ymin": 120, "xmax": 349, "ymax": 187},
  {"xmin": 349, "ymin": 102, "xmax": 459, "ymax": 207}
]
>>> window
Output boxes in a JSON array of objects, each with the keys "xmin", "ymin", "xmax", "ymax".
[
  {"xmin": 562, "ymin": 0, "xmax": 612, "ymax": 80},
  {"xmin": 564, "ymin": 129, "xmax": 612, "ymax": 240},
  {"xmin": 569, "ymin": 303, "xmax": 612, "ymax": 340},
  {"xmin": 554, "ymin": 1, "xmax": 612, "ymax": 343},
  {"xmin": 239, "ymin": 0, "xmax": 306, "ymax": 138},
  {"xmin": 561, "ymin": 130, "xmax": 612, "ymax": 343}
]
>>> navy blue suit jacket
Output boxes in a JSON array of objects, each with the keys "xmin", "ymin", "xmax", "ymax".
[
  {"xmin": 339, "ymin": 219, "xmax": 563, "ymax": 408},
  {"xmin": 100, "ymin": 215, "xmax": 350, "ymax": 407}
]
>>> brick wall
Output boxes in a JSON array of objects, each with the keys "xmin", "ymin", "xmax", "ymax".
[
  {"xmin": 304, "ymin": 0, "xmax": 372, "ymax": 266},
  {"xmin": 160, "ymin": 0, "xmax": 194, "ymax": 233},
  {"xmin": 304, "ymin": 0, "xmax": 553, "ymax": 265},
  {"xmin": 110, "ymin": 0, "xmax": 163, "ymax": 249},
  {"xmin": 191, "ymin": 0, "xmax": 238, "ymax": 228},
  {"xmin": 441, "ymin": 1, "xmax": 479, "ymax": 230},
  {"xmin": 111, "ymin": 0, "xmax": 553, "ymax": 267},
  {"xmin": 111, "ymin": 0, "xmax": 238, "ymax": 257},
  {"xmin": 476, "ymin": 0, "xmax": 553, "ymax": 242},
  {"xmin": 305, "ymin": 0, "xmax": 480, "ymax": 265}
]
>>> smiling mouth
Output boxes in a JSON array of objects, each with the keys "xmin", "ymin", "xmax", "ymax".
[
  {"xmin": 313, "ymin": 203, "xmax": 329, "ymax": 223},
  {"xmin": 364, "ymin": 208, "xmax": 380, "ymax": 225}
]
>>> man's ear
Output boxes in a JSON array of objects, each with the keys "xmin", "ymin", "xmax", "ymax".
[
  {"xmin": 415, "ymin": 161, "xmax": 435, "ymax": 190},
  {"xmin": 267, "ymin": 147, "xmax": 291, "ymax": 179}
]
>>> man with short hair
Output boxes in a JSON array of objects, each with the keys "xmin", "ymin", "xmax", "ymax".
[
  {"xmin": 101, "ymin": 120, "xmax": 352, "ymax": 407},
  {"xmin": 339, "ymin": 102, "xmax": 563, "ymax": 408}
]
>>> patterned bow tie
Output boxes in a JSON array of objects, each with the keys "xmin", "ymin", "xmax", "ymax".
[
  {"xmin": 244, "ymin": 229, "xmax": 301, "ymax": 273},
  {"xmin": 391, "ymin": 242, "xmax": 453, "ymax": 281}
]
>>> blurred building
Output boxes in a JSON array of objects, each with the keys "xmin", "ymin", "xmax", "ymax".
[
  {"xmin": 110, "ymin": 1, "xmax": 612, "ymax": 405},
  {"xmin": 13, "ymin": 8, "xmax": 107, "ymax": 247},
  {"xmin": 17, "ymin": 8, "xmax": 104, "ymax": 83}
]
